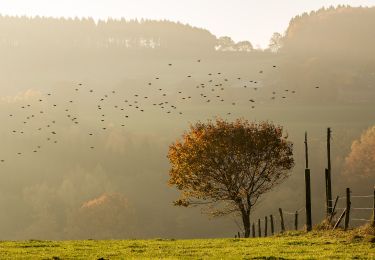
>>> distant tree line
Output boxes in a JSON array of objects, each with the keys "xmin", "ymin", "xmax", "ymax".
[
  {"xmin": 281, "ymin": 5, "xmax": 375, "ymax": 56},
  {"xmin": 215, "ymin": 36, "xmax": 254, "ymax": 52},
  {"xmin": 0, "ymin": 16, "xmax": 217, "ymax": 52},
  {"xmin": 1, "ymin": 5, "xmax": 374, "ymax": 55},
  {"xmin": 0, "ymin": 15, "xmax": 259, "ymax": 53}
]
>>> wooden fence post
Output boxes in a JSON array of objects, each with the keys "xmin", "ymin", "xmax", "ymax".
[
  {"xmin": 294, "ymin": 211, "xmax": 298, "ymax": 230},
  {"xmin": 325, "ymin": 168, "xmax": 333, "ymax": 217},
  {"xmin": 305, "ymin": 169, "xmax": 312, "ymax": 231},
  {"xmin": 325, "ymin": 168, "xmax": 329, "ymax": 216},
  {"xmin": 264, "ymin": 216, "xmax": 268, "ymax": 237},
  {"xmin": 279, "ymin": 208, "xmax": 285, "ymax": 233},
  {"xmin": 344, "ymin": 188, "xmax": 351, "ymax": 231},
  {"xmin": 270, "ymin": 214, "xmax": 274, "ymax": 235},
  {"xmin": 326, "ymin": 128, "xmax": 333, "ymax": 216},
  {"xmin": 238, "ymin": 231, "xmax": 240, "ymax": 238},
  {"xmin": 327, "ymin": 128, "xmax": 331, "ymax": 175},
  {"xmin": 252, "ymin": 223, "xmax": 256, "ymax": 238},
  {"xmin": 258, "ymin": 219, "xmax": 261, "ymax": 237},
  {"xmin": 305, "ymin": 131, "xmax": 309, "ymax": 169}
]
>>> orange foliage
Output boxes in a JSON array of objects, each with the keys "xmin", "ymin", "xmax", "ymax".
[
  {"xmin": 67, "ymin": 193, "xmax": 136, "ymax": 239},
  {"xmin": 167, "ymin": 118, "xmax": 294, "ymax": 237},
  {"xmin": 344, "ymin": 126, "xmax": 375, "ymax": 179}
]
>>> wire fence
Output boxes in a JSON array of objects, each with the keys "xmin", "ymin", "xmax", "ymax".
[
  {"xmin": 235, "ymin": 190, "xmax": 374, "ymax": 238},
  {"xmin": 326, "ymin": 192, "xmax": 374, "ymax": 228},
  {"xmin": 348, "ymin": 193, "xmax": 374, "ymax": 225},
  {"xmin": 233, "ymin": 128, "xmax": 374, "ymax": 238}
]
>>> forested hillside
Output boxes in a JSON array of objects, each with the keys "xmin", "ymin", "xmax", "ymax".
[{"xmin": 0, "ymin": 6, "xmax": 374, "ymax": 240}]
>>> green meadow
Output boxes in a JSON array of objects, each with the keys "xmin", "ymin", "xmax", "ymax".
[{"xmin": 0, "ymin": 230, "xmax": 374, "ymax": 259}]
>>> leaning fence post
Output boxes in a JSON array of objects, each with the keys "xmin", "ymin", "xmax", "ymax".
[
  {"xmin": 294, "ymin": 211, "xmax": 298, "ymax": 230},
  {"xmin": 264, "ymin": 216, "xmax": 268, "ymax": 237},
  {"xmin": 344, "ymin": 188, "xmax": 351, "ymax": 231},
  {"xmin": 279, "ymin": 208, "xmax": 285, "ymax": 233},
  {"xmin": 258, "ymin": 218, "xmax": 262, "ymax": 237},
  {"xmin": 252, "ymin": 223, "xmax": 256, "ymax": 238},
  {"xmin": 270, "ymin": 214, "xmax": 274, "ymax": 235},
  {"xmin": 328, "ymin": 196, "xmax": 339, "ymax": 224},
  {"xmin": 333, "ymin": 209, "xmax": 346, "ymax": 230},
  {"xmin": 305, "ymin": 169, "xmax": 312, "ymax": 231}
]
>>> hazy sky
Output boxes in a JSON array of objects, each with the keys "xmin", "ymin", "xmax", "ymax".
[{"xmin": 0, "ymin": 0, "xmax": 374, "ymax": 47}]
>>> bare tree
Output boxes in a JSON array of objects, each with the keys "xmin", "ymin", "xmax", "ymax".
[{"xmin": 268, "ymin": 32, "xmax": 283, "ymax": 53}]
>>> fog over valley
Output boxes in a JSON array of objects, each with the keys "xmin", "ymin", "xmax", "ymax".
[{"xmin": 0, "ymin": 6, "xmax": 374, "ymax": 240}]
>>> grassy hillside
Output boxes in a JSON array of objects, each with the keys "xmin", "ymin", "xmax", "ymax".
[{"xmin": 0, "ymin": 230, "xmax": 374, "ymax": 259}]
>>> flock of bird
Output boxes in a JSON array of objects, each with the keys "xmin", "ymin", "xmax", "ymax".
[{"xmin": 0, "ymin": 59, "xmax": 321, "ymax": 164}]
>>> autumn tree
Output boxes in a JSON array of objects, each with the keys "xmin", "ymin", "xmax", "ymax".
[
  {"xmin": 168, "ymin": 119, "xmax": 294, "ymax": 237},
  {"xmin": 344, "ymin": 125, "xmax": 375, "ymax": 179}
]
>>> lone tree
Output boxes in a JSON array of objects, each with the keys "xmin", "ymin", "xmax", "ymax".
[{"xmin": 168, "ymin": 119, "xmax": 294, "ymax": 237}]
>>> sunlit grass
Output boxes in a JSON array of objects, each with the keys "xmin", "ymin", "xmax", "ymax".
[{"xmin": 0, "ymin": 230, "xmax": 374, "ymax": 259}]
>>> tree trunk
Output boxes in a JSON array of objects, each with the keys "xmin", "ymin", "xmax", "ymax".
[{"xmin": 241, "ymin": 211, "xmax": 251, "ymax": 238}]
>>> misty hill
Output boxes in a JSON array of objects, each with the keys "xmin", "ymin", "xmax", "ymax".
[
  {"xmin": 272, "ymin": 6, "xmax": 375, "ymax": 104},
  {"xmin": 1, "ymin": 7, "xmax": 375, "ymax": 104},
  {"xmin": 0, "ymin": 7, "xmax": 374, "ymax": 240},
  {"xmin": 283, "ymin": 6, "xmax": 375, "ymax": 58}
]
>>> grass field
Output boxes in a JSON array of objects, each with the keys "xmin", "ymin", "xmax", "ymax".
[{"xmin": 0, "ymin": 230, "xmax": 374, "ymax": 259}]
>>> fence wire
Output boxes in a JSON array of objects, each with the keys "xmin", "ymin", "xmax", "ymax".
[
  {"xmin": 248, "ymin": 191, "xmax": 373, "ymax": 235},
  {"xmin": 328, "ymin": 195, "xmax": 374, "ymax": 201},
  {"xmin": 352, "ymin": 218, "xmax": 372, "ymax": 222},
  {"xmin": 352, "ymin": 195, "xmax": 374, "ymax": 198}
]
